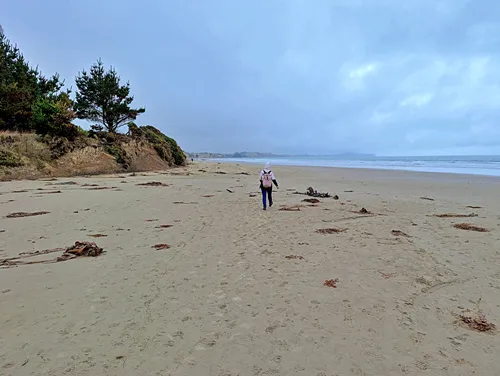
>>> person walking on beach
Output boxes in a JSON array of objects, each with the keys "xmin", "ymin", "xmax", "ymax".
[{"xmin": 260, "ymin": 162, "xmax": 279, "ymax": 210}]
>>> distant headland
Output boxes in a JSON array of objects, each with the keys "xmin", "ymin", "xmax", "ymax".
[{"xmin": 187, "ymin": 151, "xmax": 376, "ymax": 159}]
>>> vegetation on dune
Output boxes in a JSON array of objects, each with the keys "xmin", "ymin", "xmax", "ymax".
[
  {"xmin": 128, "ymin": 123, "xmax": 186, "ymax": 166},
  {"xmin": 0, "ymin": 28, "xmax": 185, "ymax": 176},
  {"xmin": 0, "ymin": 149, "xmax": 24, "ymax": 167}
]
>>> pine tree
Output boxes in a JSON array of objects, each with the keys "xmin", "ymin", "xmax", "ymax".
[{"xmin": 74, "ymin": 59, "xmax": 145, "ymax": 133}]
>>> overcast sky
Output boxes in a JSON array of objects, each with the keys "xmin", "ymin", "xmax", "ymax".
[{"xmin": 3, "ymin": 0, "xmax": 500, "ymax": 155}]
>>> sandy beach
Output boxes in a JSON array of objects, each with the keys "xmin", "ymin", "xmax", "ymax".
[{"xmin": 1, "ymin": 162, "xmax": 499, "ymax": 376}]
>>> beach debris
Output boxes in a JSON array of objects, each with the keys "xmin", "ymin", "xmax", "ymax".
[
  {"xmin": 391, "ymin": 230, "xmax": 410, "ymax": 237},
  {"xmin": 433, "ymin": 213, "xmax": 478, "ymax": 218},
  {"xmin": 323, "ymin": 278, "xmax": 339, "ymax": 288},
  {"xmin": 240, "ymin": 172, "xmax": 250, "ymax": 175},
  {"xmin": 294, "ymin": 187, "xmax": 332, "ymax": 198},
  {"xmin": 359, "ymin": 207, "xmax": 371, "ymax": 214},
  {"xmin": 226, "ymin": 189, "xmax": 233, "ymax": 193},
  {"xmin": 11, "ymin": 190, "xmax": 29, "ymax": 193},
  {"xmin": 136, "ymin": 181, "xmax": 168, "ymax": 187},
  {"xmin": 381, "ymin": 272, "xmax": 397, "ymax": 279},
  {"xmin": 156, "ymin": 224, "xmax": 173, "ymax": 229},
  {"xmin": 249, "ymin": 193, "xmax": 257, "ymax": 197},
  {"xmin": 152, "ymin": 244, "xmax": 170, "ymax": 250},
  {"xmin": 302, "ymin": 198, "xmax": 320, "ymax": 204},
  {"xmin": 333, "ymin": 195, "xmax": 339, "ymax": 200},
  {"xmin": 0, "ymin": 241, "xmax": 104, "ymax": 268},
  {"xmin": 57, "ymin": 241, "xmax": 104, "ymax": 261},
  {"xmin": 82, "ymin": 183, "xmax": 99, "ymax": 187},
  {"xmin": 173, "ymin": 201, "xmax": 198, "ymax": 204},
  {"xmin": 459, "ymin": 310, "xmax": 496, "ymax": 333},
  {"xmin": 420, "ymin": 196, "xmax": 435, "ymax": 201},
  {"xmin": 316, "ymin": 228, "xmax": 347, "ymax": 234},
  {"xmin": 216, "ymin": 171, "xmax": 227, "ymax": 175},
  {"xmin": 88, "ymin": 234, "xmax": 107, "ymax": 238},
  {"xmin": 453, "ymin": 223, "xmax": 489, "ymax": 232},
  {"xmin": 198, "ymin": 169, "xmax": 207, "ymax": 172},
  {"xmin": 307, "ymin": 187, "xmax": 331, "ymax": 198},
  {"xmin": 466, "ymin": 205, "xmax": 482, "ymax": 209},
  {"xmin": 36, "ymin": 190, "xmax": 61, "ymax": 194},
  {"xmin": 344, "ymin": 190, "xmax": 354, "ymax": 193},
  {"xmin": 202, "ymin": 195, "xmax": 214, "ymax": 197},
  {"xmin": 285, "ymin": 255, "xmax": 304, "ymax": 260},
  {"xmin": 5, "ymin": 211, "xmax": 50, "ymax": 219},
  {"xmin": 279, "ymin": 205, "xmax": 303, "ymax": 211},
  {"xmin": 53, "ymin": 181, "xmax": 78, "ymax": 185},
  {"xmin": 86, "ymin": 186, "xmax": 117, "ymax": 190},
  {"xmin": 57, "ymin": 241, "xmax": 103, "ymax": 261},
  {"xmin": 145, "ymin": 219, "xmax": 158, "ymax": 222}
]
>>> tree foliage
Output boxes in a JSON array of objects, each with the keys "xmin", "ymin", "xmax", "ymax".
[
  {"xmin": 74, "ymin": 60, "xmax": 145, "ymax": 133},
  {"xmin": 0, "ymin": 33, "xmax": 65, "ymax": 133}
]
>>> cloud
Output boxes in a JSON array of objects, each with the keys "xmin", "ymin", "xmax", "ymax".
[
  {"xmin": 2, "ymin": 0, "xmax": 500, "ymax": 155},
  {"xmin": 400, "ymin": 93, "xmax": 434, "ymax": 108},
  {"xmin": 348, "ymin": 64, "xmax": 377, "ymax": 79}
]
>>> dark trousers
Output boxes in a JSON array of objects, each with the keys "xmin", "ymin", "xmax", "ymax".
[{"xmin": 261, "ymin": 187, "xmax": 273, "ymax": 209}]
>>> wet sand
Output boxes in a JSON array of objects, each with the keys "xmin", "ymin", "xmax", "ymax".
[{"xmin": 1, "ymin": 162, "xmax": 499, "ymax": 376}]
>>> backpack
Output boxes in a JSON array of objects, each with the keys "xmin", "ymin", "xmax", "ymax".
[{"xmin": 262, "ymin": 170, "xmax": 272, "ymax": 188}]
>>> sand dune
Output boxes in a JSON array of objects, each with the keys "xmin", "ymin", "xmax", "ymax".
[{"xmin": 0, "ymin": 162, "xmax": 499, "ymax": 375}]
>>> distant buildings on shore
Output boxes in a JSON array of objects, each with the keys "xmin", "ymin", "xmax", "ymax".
[{"xmin": 187, "ymin": 152, "xmax": 277, "ymax": 159}]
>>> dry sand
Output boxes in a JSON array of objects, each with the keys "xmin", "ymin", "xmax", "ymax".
[{"xmin": 1, "ymin": 162, "xmax": 499, "ymax": 376}]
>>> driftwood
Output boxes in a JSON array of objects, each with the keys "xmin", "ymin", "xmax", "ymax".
[
  {"xmin": 136, "ymin": 181, "xmax": 168, "ymax": 187},
  {"xmin": 432, "ymin": 213, "xmax": 478, "ymax": 218},
  {"xmin": 294, "ymin": 187, "xmax": 333, "ymax": 198},
  {"xmin": 57, "ymin": 241, "xmax": 104, "ymax": 261},
  {"xmin": 391, "ymin": 230, "xmax": 410, "ymax": 237},
  {"xmin": 453, "ymin": 223, "xmax": 489, "ymax": 232},
  {"xmin": 1, "ymin": 241, "xmax": 104, "ymax": 268},
  {"xmin": 285, "ymin": 255, "xmax": 304, "ymax": 260},
  {"xmin": 5, "ymin": 211, "xmax": 50, "ymax": 219},
  {"xmin": 316, "ymin": 228, "xmax": 347, "ymax": 234},
  {"xmin": 152, "ymin": 244, "xmax": 170, "ymax": 250}
]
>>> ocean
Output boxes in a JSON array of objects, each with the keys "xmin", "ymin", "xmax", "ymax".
[{"xmin": 209, "ymin": 155, "xmax": 500, "ymax": 177}]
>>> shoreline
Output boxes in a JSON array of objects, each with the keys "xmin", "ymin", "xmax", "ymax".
[
  {"xmin": 207, "ymin": 159, "xmax": 500, "ymax": 182},
  {"xmin": 206, "ymin": 157, "xmax": 500, "ymax": 178}
]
